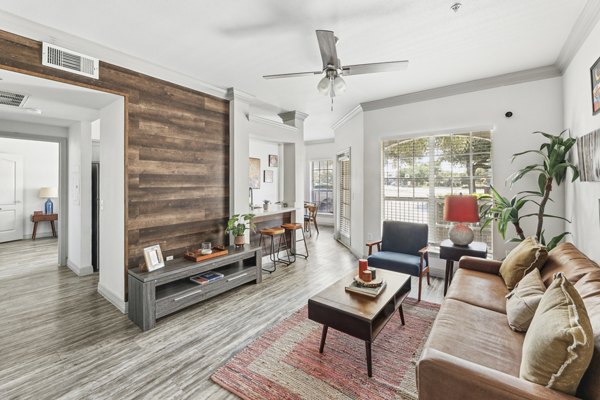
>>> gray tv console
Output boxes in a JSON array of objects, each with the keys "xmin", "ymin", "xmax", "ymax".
[{"xmin": 128, "ymin": 246, "xmax": 262, "ymax": 331}]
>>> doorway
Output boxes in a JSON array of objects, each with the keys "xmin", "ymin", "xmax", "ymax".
[{"xmin": 0, "ymin": 68, "xmax": 125, "ymax": 310}]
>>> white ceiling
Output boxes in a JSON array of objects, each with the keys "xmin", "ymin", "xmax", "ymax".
[
  {"xmin": 0, "ymin": 0, "xmax": 589, "ymax": 140},
  {"xmin": 0, "ymin": 69, "xmax": 118, "ymax": 127}
]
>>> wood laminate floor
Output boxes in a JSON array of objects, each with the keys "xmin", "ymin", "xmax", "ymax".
[{"xmin": 0, "ymin": 228, "xmax": 444, "ymax": 399}]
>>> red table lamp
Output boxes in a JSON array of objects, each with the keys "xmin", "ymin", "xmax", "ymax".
[{"xmin": 443, "ymin": 195, "xmax": 480, "ymax": 246}]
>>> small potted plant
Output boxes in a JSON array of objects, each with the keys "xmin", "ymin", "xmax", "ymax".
[
  {"xmin": 263, "ymin": 200, "xmax": 270, "ymax": 210},
  {"xmin": 225, "ymin": 214, "xmax": 256, "ymax": 246}
]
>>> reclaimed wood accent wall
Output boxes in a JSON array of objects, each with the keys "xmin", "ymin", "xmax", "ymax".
[{"xmin": 0, "ymin": 30, "xmax": 230, "ymax": 293}]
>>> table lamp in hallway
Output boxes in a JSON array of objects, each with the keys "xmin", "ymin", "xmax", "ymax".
[
  {"xmin": 443, "ymin": 194, "xmax": 480, "ymax": 246},
  {"xmin": 39, "ymin": 187, "xmax": 58, "ymax": 215}
]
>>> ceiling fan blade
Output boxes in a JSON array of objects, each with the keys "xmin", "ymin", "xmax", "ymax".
[
  {"xmin": 263, "ymin": 71, "xmax": 322, "ymax": 79},
  {"xmin": 316, "ymin": 30, "xmax": 339, "ymax": 69},
  {"xmin": 342, "ymin": 60, "xmax": 409, "ymax": 76}
]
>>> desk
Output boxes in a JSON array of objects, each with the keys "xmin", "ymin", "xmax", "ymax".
[
  {"xmin": 31, "ymin": 213, "xmax": 58, "ymax": 240},
  {"xmin": 439, "ymin": 239, "xmax": 487, "ymax": 295}
]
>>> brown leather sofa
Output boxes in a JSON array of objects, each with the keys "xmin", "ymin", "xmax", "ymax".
[{"xmin": 417, "ymin": 243, "xmax": 600, "ymax": 400}]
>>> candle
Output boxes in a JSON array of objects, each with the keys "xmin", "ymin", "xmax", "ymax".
[
  {"xmin": 358, "ymin": 259, "xmax": 368, "ymax": 272},
  {"xmin": 368, "ymin": 267, "xmax": 376, "ymax": 280},
  {"xmin": 363, "ymin": 270, "xmax": 372, "ymax": 282}
]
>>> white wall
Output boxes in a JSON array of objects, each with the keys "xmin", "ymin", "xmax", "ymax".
[
  {"xmin": 67, "ymin": 121, "xmax": 93, "ymax": 276},
  {"xmin": 305, "ymin": 140, "xmax": 336, "ymax": 226},
  {"xmin": 229, "ymin": 92, "xmax": 306, "ymax": 225},
  {"xmin": 563, "ymin": 18, "xmax": 600, "ymax": 263},
  {"xmin": 0, "ymin": 137, "xmax": 59, "ymax": 238},
  {"xmin": 334, "ymin": 111, "xmax": 365, "ymax": 258},
  {"xmin": 249, "ymin": 138, "xmax": 281, "ymax": 205},
  {"xmin": 98, "ymin": 98, "xmax": 126, "ymax": 312},
  {"xmin": 335, "ymin": 77, "xmax": 565, "ymax": 262}
]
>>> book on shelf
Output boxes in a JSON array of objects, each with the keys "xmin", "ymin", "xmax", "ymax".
[
  {"xmin": 190, "ymin": 271, "xmax": 225, "ymax": 285},
  {"xmin": 344, "ymin": 280, "xmax": 387, "ymax": 298}
]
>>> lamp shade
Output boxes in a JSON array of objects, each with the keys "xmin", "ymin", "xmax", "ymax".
[
  {"xmin": 443, "ymin": 195, "xmax": 479, "ymax": 223},
  {"xmin": 39, "ymin": 187, "xmax": 58, "ymax": 199}
]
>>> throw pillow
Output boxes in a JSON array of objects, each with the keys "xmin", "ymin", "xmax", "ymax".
[
  {"xmin": 520, "ymin": 272, "xmax": 594, "ymax": 395},
  {"xmin": 500, "ymin": 237, "xmax": 548, "ymax": 290},
  {"xmin": 506, "ymin": 268, "xmax": 546, "ymax": 332}
]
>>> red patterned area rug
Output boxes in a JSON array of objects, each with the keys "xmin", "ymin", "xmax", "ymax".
[{"xmin": 211, "ymin": 298, "xmax": 440, "ymax": 400}]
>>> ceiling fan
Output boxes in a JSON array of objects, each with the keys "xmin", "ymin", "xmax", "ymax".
[{"xmin": 263, "ymin": 30, "xmax": 408, "ymax": 107}]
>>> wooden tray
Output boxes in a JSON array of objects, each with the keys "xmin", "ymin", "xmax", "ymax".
[{"xmin": 184, "ymin": 247, "xmax": 228, "ymax": 262}]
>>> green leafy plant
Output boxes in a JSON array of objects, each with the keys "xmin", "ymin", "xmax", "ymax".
[
  {"xmin": 225, "ymin": 214, "xmax": 256, "ymax": 237},
  {"xmin": 480, "ymin": 130, "xmax": 579, "ymax": 250}
]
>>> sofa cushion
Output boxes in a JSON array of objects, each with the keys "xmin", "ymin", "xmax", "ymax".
[
  {"xmin": 541, "ymin": 242, "xmax": 600, "ymax": 286},
  {"xmin": 573, "ymin": 269, "xmax": 600, "ymax": 400},
  {"xmin": 446, "ymin": 268, "xmax": 508, "ymax": 314},
  {"xmin": 520, "ymin": 272, "xmax": 594, "ymax": 395},
  {"xmin": 506, "ymin": 268, "xmax": 546, "ymax": 332},
  {"xmin": 367, "ymin": 251, "xmax": 421, "ymax": 276},
  {"xmin": 425, "ymin": 298, "xmax": 524, "ymax": 376},
  {"xmin": 500, "ymin": 237, "xmax": 548, "ymax": 290}
]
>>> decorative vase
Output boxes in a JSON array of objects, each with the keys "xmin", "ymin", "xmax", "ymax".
[
  {"xmin": 234, "ymin": 235, "xmax": 245, "ymax": 247},
  {"xmin": 44, "ymin": 198, "xmax": 54, "ymax": 215}
]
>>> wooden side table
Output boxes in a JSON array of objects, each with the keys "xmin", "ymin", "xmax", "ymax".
[
  {"xmin": 439, "ymin": 239, "xmax": 487, "ymax": 295},
  {"xmin": 31, "ymin": 213, "xmax": 58, "ymax": 240}
]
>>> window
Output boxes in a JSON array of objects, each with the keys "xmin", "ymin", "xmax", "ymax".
[
  {"xmin": 310, "ymin": 160, "xmax": 334, "ymax": 214},
  {"xmin": 382, "ymin": 131, "xmax": 492, "ymax": 250}
]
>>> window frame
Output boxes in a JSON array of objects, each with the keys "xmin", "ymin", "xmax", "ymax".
[
  {"xmin": 309, "ymin": 159, "xmax": 334, "ymax": 215},
  {"xmin": 381, "ymin": 130, "xmax": 493, "ymax": 251}
]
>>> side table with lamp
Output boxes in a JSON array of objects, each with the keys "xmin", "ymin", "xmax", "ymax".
[
  {"xmin": 31, "ymin": 187, "xmax": 59, "ymax": 240},
  {"xmin": 440, "ymin": 194, "xmax": 487, "ymax": 295}
]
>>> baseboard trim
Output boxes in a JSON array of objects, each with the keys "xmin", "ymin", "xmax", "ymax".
[
  {"xmin": 23, "ymin": 232, "xmax": 55, "ymax": 240},
  {"xmin": 67, "ymin": 259, "xmax": 94, "ymax": 276},
  {"xmin": 97, "ymin": 283, "xmax": 128, "ymax": 314}
]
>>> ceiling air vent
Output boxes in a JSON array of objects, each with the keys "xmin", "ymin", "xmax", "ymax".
[
  {"xmin": 42, "ymin": 42, "xmax": 99, "ymax": 79},
  {"xmin": 0, "ymin": 90, "xmax": 28, "ymax": 107}
]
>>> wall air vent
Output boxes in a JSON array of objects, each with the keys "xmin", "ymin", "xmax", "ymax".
[
  {"xmin": 42, "ymin": 42, "xmax": 99, "ymax": 79},
  {"xmin": 0, "ymin": 90, "xmax": 28, "ymax": 107}
]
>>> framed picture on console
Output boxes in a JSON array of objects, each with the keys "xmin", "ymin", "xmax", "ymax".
[
  {"xmin": 591, "ymin": 56, "xmax": 600, "ymax": 115},
  {"xmin": 143, "ymin": 244, "xmax": 165, "ymax": 271}
]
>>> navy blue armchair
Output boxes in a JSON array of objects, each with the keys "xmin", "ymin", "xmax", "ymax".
[{"xmin": 367, "ymin": 221, "xmax": 430, "ymax": 301}]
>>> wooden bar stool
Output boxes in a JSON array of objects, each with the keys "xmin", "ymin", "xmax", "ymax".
[
  {"xmin": 282, "ymin": 223, "xmax": 308, "ymax": 262},
  {"xmin": 258, "ymin": 227, "xmax": 292, "ymax": 273}
]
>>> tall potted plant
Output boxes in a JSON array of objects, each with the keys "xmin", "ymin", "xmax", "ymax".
[
  {"xmin": 225, "ymin": 214, "xmax": 256, "ymax": 246},
  {"xmin": 480, "ymin": 130, "xmax": 579, "ymax": 250}
]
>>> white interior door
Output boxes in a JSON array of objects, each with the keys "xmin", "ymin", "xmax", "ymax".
[{"xmin": 0, "ymin": 153, "xmax": 24, "ymax": 243}]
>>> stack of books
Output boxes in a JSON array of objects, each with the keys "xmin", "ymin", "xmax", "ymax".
[
  {"xmin": 190, "ymin": 271, "xmax": 224, "ymax": 285},
  {"xmin": 345, "ymin": 280, "xmax": 387, "ymax": 298}
]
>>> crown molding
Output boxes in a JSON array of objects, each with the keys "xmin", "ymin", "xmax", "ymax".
[
  {"xmin": 361, "ymin": 65, "xmax": 561, "ymax": 112},
  {"xmin": 247, "ymin": 114, "xmax": 298, "ymax": 132},
  {"xmin": 331, "ymin": 104, "xmax": 363, "ymax": 131},
  {"xmin": 226, "ymin": 88, "xmax": 255, "ymax": 102},
  {"xmin": 279, "ymin": 110, "xmax": 309, "ymax": 123},
  {"xmin": 0, "ymin": 10, "xmax": 228, "ymax": 99},
  {"xmin": 556, "ymin": 0, "xmax": 600, "ymax": 72}
]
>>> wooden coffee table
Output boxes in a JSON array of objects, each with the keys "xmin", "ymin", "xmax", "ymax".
[{"xmin": 308, "ymin": 269, "xmax": 411, "ymax": 377}]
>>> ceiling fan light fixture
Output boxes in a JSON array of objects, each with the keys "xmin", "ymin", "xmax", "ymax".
[
  {"xmin": 333, "ymin": 76, "xmax": 346, "ymax": 94},
  {"xmin": 317, "ymin": 75, "xmax": 330, "ymax": 95}
]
